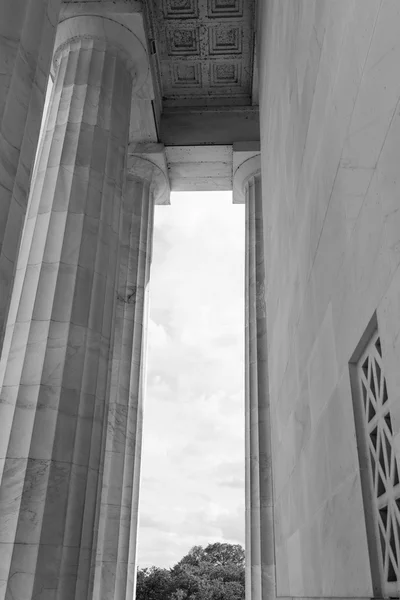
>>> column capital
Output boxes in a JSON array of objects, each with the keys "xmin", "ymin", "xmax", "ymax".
[
  {"xmin": 128, "ymin": 144, "xmax": 170, "ymax": 205},
  {"xmin": 233, "ymin": 142, "xmax": 261, "ymax": 204},
  {"xmin": 54, "ymin": 16, "xmax": 149, "ymax": 92}
]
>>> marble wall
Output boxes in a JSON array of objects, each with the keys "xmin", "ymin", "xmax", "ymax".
[{"xmin": 258, "ymin": 0, "xmax": 400, "ymax": 596}]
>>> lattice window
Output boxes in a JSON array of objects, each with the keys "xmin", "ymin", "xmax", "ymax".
[{"xmin": 357, "ymin": 331, "xmax": 400, "ymax": 595}]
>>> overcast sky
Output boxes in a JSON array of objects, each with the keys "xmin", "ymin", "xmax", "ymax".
[{"xmin": 137, "ymin": 191, "xmax": 245, "ymax": 568}]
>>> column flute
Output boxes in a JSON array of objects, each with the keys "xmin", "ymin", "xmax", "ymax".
[{"xmin": 0, "ymin": 0, "xmax": 63, "ymax": 349}]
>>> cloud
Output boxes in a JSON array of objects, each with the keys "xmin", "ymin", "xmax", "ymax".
[
  {"xmin": 138, "ymin": 192, "xmax": 246, "ymax": 568},
  {"xmin": 213, "ymin": 460, "xmax": 244, "ymax": 479},
  {"xmin": 148, "ymin": 320, "xmax": 169, "ymax": 348},
  {"xmin": 219, "ymin": 478, "xmax": 244, "ymax": 489},
  {"xmin": 140, "ymin": 514, "xmax": 172, "ymax": 532},
  {"xmin": 211, "ymin": 507, "xmax": 245, "ymax": 544}
]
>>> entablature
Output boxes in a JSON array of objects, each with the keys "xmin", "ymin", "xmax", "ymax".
[{"xmin": 60, "ymin": 0, "xmax": 260, "ymax": 192}]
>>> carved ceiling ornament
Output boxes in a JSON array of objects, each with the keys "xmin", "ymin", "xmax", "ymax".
[{"xmin": 149, "ymin": 0, "xmax": 255, "ymax": 107}]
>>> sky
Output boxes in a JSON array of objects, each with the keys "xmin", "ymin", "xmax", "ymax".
[{"xmin": 137, "ymin": 191, "xmax": 246, "ymax": 568}]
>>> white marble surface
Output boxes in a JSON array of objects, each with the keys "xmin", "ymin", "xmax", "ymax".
[
  {"xmin": 165, "ymin": 145, "xmax": 233, "ymax": 191},
  {"xmin": 236, "ymin": 154, "xmax": 275, "ymax": 600},
  {"xmin": 0, "ymin": 0, "xmax": 62, "ymax": 350},
  {"xmin": 93, "ymin": 174, "xmax": 154, "ymax": 600},
  {"xmin": 258, "ymin": 0, "xmax": 400, "ymax": 596},
  {"xmin": 6, "ymin": 1, "xmax": 400, "ymax": 599},
  {"xmin": 0, "ymin": 16, "xmax": 138, "ymax": 599}
]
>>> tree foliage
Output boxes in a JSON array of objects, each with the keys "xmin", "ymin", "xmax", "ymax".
[{"xmin": 136, "ymin": 543, "xmax": 245, "ymax": 600}]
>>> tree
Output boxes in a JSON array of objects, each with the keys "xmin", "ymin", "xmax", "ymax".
[
  {"xmin": 136, "ymin": 543, "xmax": 245, "ymax": 600},
  {"xmin": 135, "ymin": 566, "xmax": 174, "ymax": 600},
  {"xmin": 177, "ymin": 543, "xmax": 245, "ymax": 568}
]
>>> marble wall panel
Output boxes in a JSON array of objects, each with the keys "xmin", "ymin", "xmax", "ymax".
[{"xmin": 258, "ymin": 0, "xmax": 400, "ymax": 596}]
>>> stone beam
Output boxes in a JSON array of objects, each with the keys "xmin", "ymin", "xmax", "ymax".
[
  {"xmin": 60, "ymin": 0, "xmax": 143, "ymax": 18},
  {"xmin": 161, "ymin": 107, "xmax": 260, "ymax": 146},
  {"xmin": 165, "ymin": 145, "xmax": 233, "ymax": 192}
]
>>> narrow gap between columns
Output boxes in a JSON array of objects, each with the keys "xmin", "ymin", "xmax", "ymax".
[{"xmin": 137, "ymin": 190, "xmax": 245, "ymax": 588}]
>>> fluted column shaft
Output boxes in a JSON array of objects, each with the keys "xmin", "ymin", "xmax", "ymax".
[
  {"xmin": 0, "ymin": 0, "xmax": 62, "ymax": 349},
  {"xmin": 244, "ymin": 168, "xmax": 276, "ymax": 600},
  {"xmin": 0, "ymin": 16, "xmax": 141, "ymax": 599},
  {"xmin": 93, "ymin": 174, "xmax": 154, "ymax": 600}
]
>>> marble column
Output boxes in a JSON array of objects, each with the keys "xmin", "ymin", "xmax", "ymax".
[
  {"xmin": 93, "ymin": 154, "xmax": 169, "ymax": 600},
  {"xmin": 234, "ymin": 155, "xmax": 276, "ymax": 600},
  {"xmin": 0, "ymin": 16, "xmax": 148, "ymax": 600},
  {"xmin": 0, "ymin": 0, "xmax": 62, "ymax": 349}
]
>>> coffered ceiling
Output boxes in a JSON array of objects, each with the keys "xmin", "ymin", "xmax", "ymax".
[
  {"xmin": 61, "ymin": 0, "xmax": 259, "ymax": 146},
  {"xmin": 146, "ymin": 0, "xmax": 256, "ymax": 108}
]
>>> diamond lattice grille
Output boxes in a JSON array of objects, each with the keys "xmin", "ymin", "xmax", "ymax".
[{"xmin": 358, "ymin": 332, "xmax": 400, "ymax": 592}]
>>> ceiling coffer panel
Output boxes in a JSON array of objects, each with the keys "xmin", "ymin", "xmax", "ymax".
[{"xmin": 150, "ymin": 0, "xmax": 255, "ymax": 107}]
